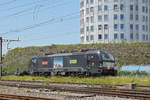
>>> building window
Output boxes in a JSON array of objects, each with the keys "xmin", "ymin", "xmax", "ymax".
[
  {"xmin": 104, "ymin": 15, "xmax": 108, "ymax": 21},
  {"xmin": 114, "ymin": 33, "xmax": 118, "ymax": 39},
  {"xmin": 114, "ymin": 14, "xmax": 117, "ymax": 20},
  {"xmin": 130, "ymin": 5, "xmax": 133, "ymax": 11},
  {"xmin": 86, "ymin": 26, "xmax": 89, "ymax": 32},
  {"xmin": 146, "ymin": 34, "xmax": 148, "ymax": 40},
  {"xmin": 104, "ymin": 24, "xmax": 108, "ymax": 30},
  {"xmin": 136, "ymin": 25, "xmax": 139, "ymax": 31},
  {"xmin": 90, "ymin": 0, "xmax": 94, "ymax": 4},
  {"xmin": 104, "ymin": 0, "xmax": 108, "ymax": 2},
  {"xmin": 120, "ymin": 24, "xmax": 124, "ymax": 30},
  {"xmin": 142, "ymin": 34, "xmax": 145, "ymax": 40},
  {"xmin": 80, "ymin": 28, "xmax": 84, "ymax": 34},
  {"xmin": 98, "ymin": 34, "xmax": 102, "ymax": 40},
  {"xmin": 120, "ymin": 4, "xmax": 124, "ymax": 11},
  {"xmin": 142, "ymin": 0, "xmax": 145, "ymax": 3},
  {"xmin": 120, "ymin": 33, "xmax": 124, "ymax": 39},
  {"xmin": 114, "ymin": 24, "xmax": 118, "ymax": 30},
  {"xmin": 90, "ymin": 35, "xmax": 94, "ymax": 40},
  {"xmin": 80, "ymin": 1, "xmax": 84, "ymax": 8},
  {"xmin": 104, "ymin": 5, "xmax": 108, "ymax": 11},
  {"xmin": 130, "ymin": 14, "xmax": 133, "ymax": 20},
  {"xmin": 98, "ymin": 5, "xmax": 102, "ymax": 11},
  {"xmin": 98, "ymin": 25, "xmax": 102, "ymax": 30},
  {"xmin": 86, "ymin": 8, "xmax": 89, "ymax": 14},
  {"xmin": 90, "ymin": 16, "xmax": 94, "ymax": 23},
  {"xmin": 86, "ymin": 36, "xmax": 89, "ymax": 41},
  {"xmin": 135, "ymin": 5, "xmax": 138, "ymax": 11},
  {"xmin": 136, "ymin": 15, "xmax": 139, "ymax": 20},
  {"xmin": 142, "ymin": 25, "xmax": 145, "ymax": 31},
  {"xmin": 86, "ymin": 0, "xmax": 89, "ymax": 4},
  {"xmin": 146, "ymin": 7, "xmax": 148, "ymax": 13},
  {"xmin": 146, "ymin": 25, "xmax": 148, "ymax": 32},
  {"xmin": 90, "ymin": 25, "xmax": 94, "ymax": 32},
  {"xmin": 130, "ymin": 33, "xmax": 133, "ymax": 39},
  {"xmin": 142, "ymin": 16, "xmax": 145, "ymax": 22},
  {"xmin": 80, "ymin": 36, "xmax": 84, "ymax": 42},
  {"xmin": 104, "ymin": 34, "xmax": 108, "ymax": 39},
  {"xmin": 98, "ymin": 15, "xmax": 102, "ymax": 22},
  {"xmin": 120, "ymin": 14, "xmax": 124, "ymax": 20},
  {"xmin": 98, "ymin": 0, "xmax": 102, "ymax": 2},
  {"xmin": 114, "ymin": 4, "xmax": 118, "ymax": 11},
  {"xmin": 90, "ymin": 7, "xmax": 94, "ymax": 13},
  {"xmin": 130, "ymin": 24, "xmax": 133, "ymax": 30},
  {"xmin": 142, "ymin": 6, "xmax": 145, "ymax": 12},
  {"xmin": 86, "ymin": 17, "xmax": 89, "ymax": 23},
  {"xmin": 114, "ymin": 0, "xmax": 118, "ymax": 2}
]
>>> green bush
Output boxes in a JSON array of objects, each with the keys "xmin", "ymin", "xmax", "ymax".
[{"xmin": 3, "ymin": 42, "xmax": 150, "ymax": 73}]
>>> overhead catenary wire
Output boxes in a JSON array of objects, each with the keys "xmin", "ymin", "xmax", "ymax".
[
  {"xmin": 1, "ymin": 7, "xmax": 121, "ymax": 36},
  {"xmin": 2, "ymin": 0, "xmax": 71, "ymax": 19},
  {"xmin": 22, "ymin": 31, "xmax": 80, "ymax": 42},
  {"xmin": 1, "ymin": 11, "xmax": 80, "ymax": 35},
  {"xmin": 0, "ymin": 0, "xmax": 17, "ymax": 6},
  {"xmin": 0, "ymin": 0, "xmax": 79, "ymax": 54},
  {"xmin": 1, "ymin": 5, "xmax": 121, "ymax": 36},
  {"xmin": 0, "ymin": 0, "xmax": 50, "ymax": 12}
]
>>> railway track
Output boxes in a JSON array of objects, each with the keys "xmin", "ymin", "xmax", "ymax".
[
  {"xmin": 0, "ymin": 80, "xmax": 150, "ymax": 99},
  {"xmin": 0, "ymin": 94, "xmax": 60, "ymax": 100}
]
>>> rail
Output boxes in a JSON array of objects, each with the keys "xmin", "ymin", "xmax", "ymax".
[
  {"xmin": 0, "ymin": 94, "xmax": 60, "ymax": 100},
  {"xmin": 0, "ymin": 80, "xmax": 150, "ymax": 99}
]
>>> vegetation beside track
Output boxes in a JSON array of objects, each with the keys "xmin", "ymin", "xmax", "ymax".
[
  {"xmin": 2, "ymin": 42, "xmax": 150, "ymax": 73},
  {"xmin": 1, "ymin": 75, "xmax": 150, "ymax": 86}
]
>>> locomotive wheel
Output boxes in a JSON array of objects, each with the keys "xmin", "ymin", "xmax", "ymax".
[
  {"xmin": 112, "ymin": 70, "xmax": 117, "ymax": 76},
  {"xmin": 33, "ymin": 72, "xmax": 39, "ymax": 76},
  {"xmin": 44, "ymin": 72, "xmax": 51, "ymax": 76},
  {"xmin": 85, "ymin": 72, "xmax": 91, "ymax": 77}
]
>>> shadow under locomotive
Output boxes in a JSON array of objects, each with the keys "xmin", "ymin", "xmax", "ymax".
[{"xmin": 28, "ymin": 50, "xmax": 118, "ymax": 76}]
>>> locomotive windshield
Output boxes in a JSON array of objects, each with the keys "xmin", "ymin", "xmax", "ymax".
[{"xmin": 101, "ymin": 51, "xmax": 114, "ymax": 61}]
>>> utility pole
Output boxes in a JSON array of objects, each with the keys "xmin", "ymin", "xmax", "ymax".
[
  {"xmin": 3, "ymin": 37, "xmax": 20, "ymax": 51},
  {"xmin": 0, "ymin": 37, "xmax": 20, "ymax": 78},
  {"xmin": 0, "ymin": 37, "xmax": 2, "ymax": 78}
]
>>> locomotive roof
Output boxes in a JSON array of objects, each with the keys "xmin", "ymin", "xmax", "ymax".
[
  {"xmin": 31, "ymin": 50, "xmax": 112, "ymax": 58},
  {"xmin": 46, "ymin": 50, "xmax": 103, "ymax": 57},
  {"xmin": 47, "ymin": 52, "xmax": 85, "ymax": 57}
]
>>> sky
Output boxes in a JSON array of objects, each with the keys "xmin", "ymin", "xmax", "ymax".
[{"xmin": 0, "ymin": 0, "xmax": 80, "ymax": 54}]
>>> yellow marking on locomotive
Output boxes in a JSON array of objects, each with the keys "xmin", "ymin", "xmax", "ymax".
[
  {"xmin": 103, "ymin": 62, "xmax": 107, "ymax": 64},
  {"xmin": 70, "ymin": 60, "xmax": 77, "ymax": 64}
]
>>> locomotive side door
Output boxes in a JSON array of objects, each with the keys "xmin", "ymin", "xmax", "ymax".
[{"xmin": 87, "ymin": 54, "xmax": 99, "ymax": 68}]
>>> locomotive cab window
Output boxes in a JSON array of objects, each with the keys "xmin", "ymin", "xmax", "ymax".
[
  {"xmin": 31, "ymin": 58, "xmax": 37, "ymax": 64},
  {"xmin": 101, "ymin": 51, "xmax": 114, "ymax": 61}
]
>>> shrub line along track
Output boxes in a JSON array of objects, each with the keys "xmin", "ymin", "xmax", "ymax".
[{"xmin": 0, "ymin": 80, "xmax": 150, "ymax": 99}]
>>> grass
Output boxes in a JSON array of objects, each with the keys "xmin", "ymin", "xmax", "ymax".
[
  {"xmin": 1, "ymin": 76, "xmax": 150, "ymax": 86},
  {"xmin": 3, "ymin": 42, "xmax": 150, "ymax": 73}
]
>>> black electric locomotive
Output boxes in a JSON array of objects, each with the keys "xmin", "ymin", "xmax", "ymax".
[{"xmin": 29, "ymin": 50, "xmax": 117, "ymax": 76}]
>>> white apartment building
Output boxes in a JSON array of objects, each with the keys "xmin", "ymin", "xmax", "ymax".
[{"xmin": 80, "ymin": 0, "xmax": 150, "ymax": 43}]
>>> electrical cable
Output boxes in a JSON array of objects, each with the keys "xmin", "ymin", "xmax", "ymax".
[
  {"xmin": 1, "ymin": 11, "xmax": 79, "ymax": 35},
  {"xmin": 0, "ymin": 0, "xmax": 17, "ymax": 6}
]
